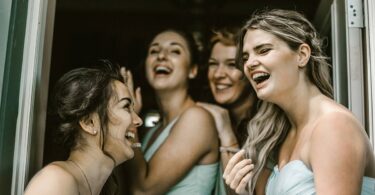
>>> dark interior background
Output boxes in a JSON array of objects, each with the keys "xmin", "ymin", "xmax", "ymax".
[{"xmin": 44, "ymin": 0, "xmax": 325, "ymax": 165}]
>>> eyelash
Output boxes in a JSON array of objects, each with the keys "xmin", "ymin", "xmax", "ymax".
[
  {"xmin": 123, "ymin": 103, "xmax": 131, "ymax": 112},
  {"xmin": 149, "ymin": 49, "xmax": 159, "ymax": 54},
  {"xmin": 259, "ymin": 48, "xmax": 271, "ymax": 54}
]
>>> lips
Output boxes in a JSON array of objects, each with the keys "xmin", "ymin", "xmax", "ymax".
[
  {"xmin": 125, "ymin": 131, "xmax": 141, "ymax": 148},
  {"xmin": 154, "ymin": 65, "xmax": 172, "ymax": 76},
  {"xmin": 214, "ymin": 83, "xmax": 232, "ymax": 91},
  {"xmin": 125, "ymin": 131, "xmax": 135, "ymax": 140},
  {"xmin": 251, "ymin": 71, "xmax": 270, "ymax": 85}
]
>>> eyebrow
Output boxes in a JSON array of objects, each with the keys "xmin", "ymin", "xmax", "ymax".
[
  {"xmin": 253, "ymin": 43, "xmax": 273, "ymax": 51},
  {"xmin": 149, "ymin": 42, "xmax": 184, "ymax": 48}
]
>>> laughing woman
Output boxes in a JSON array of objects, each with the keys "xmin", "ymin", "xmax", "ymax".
[
  {"xmin": 198, "ymin": 28, "xmax": 270, "ymax": 195},
  {"xmin": 25, "ymin": 61, "xmax": 142, "ymax": 195},
  {"xmin": 126, "ymin": 29, "xmax": 219, "ymax": 194},
  {"xmin": 223, "ymin": 9, "xmax": 375, "ymax": 195}
]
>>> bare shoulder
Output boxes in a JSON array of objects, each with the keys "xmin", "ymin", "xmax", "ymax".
[
  {"xmin": 25, "ymin": 163, "xmax": 78, "ymax": 195},
  {"xmin": 310, "ymin": 104, "xmax": 370, "ymax": 167},
  {"xmin": 180, "ymin": 105, "xmax": 215, "ymax": 121},
  {"xmin": 312, "ymin": 106, "xmax": 365, "ymax": 141},
  {"xmin": 171, "ymin": 105, "xmax": 217, "ymax": 140}
]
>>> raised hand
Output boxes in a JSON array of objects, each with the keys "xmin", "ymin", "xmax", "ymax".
[
  {"xmin": 196, "ymin": 102, "xmax": 235, "ymax": 143},
  {"xmin": 223, "ymin": 149, "xmax": 254, "ymax": 194},
  {"xmin": 121, "ymin": 67, "xmax": 142, "ymax": 114}
]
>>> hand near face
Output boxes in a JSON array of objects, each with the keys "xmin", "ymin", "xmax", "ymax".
[
  {"xmin": 196, "ymin": 102, "xmax": 234, "ymax": 139},
  {"xmin": 223, "ymin": 149, "xmax": 254, "ymax": 194},
  {"xmin": 121, "ymin": 67, "xmax": 142, "ymax": 114}
]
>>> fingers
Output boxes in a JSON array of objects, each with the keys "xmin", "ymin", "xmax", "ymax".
[
  {"xmin": 134, "ymin": 87, "xmax": 143, "ymax": 114},
  {"xmin": 223, "ymin": 150, "xmax": 254, "ymax": 193},
  {"xmin": 121, "ymin": 67, "xmax": 143, "ymax": 114},
  {"xmin": 231, "ymin": 164, "xmax": 254, "ymax": 192},
  {"xmin": 225, "ymin": 158, "xmax": 252, "ymax": 186},
  {"xmin": 120, "ymin": 67, "xmax": 127, "ymax": 82},
  {"xmin": 235, "ymin": 170, "xmax": 253, "ymax": 194},
  {"xmin": 126, "ymin": 70, "xmax": 135, "ymax": 92},
  {"xmin": 223, "ymin": 149, "xmax": 246, "ymax": 178}
]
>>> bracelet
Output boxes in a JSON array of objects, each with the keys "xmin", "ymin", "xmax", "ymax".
[
  {"xmin": 221, "ymin": 142, "xmax": 239, "ymax": 147},
  {"xmin": 219, "ymin": 146, "xmax": 240, "ymax": 153}
]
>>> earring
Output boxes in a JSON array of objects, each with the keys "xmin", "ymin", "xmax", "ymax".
[
  {"xmin": 189, "ymin": 73, "xmax": 196, "ymax": 79},
  {"xmin": 93, "ymin": 130, "xmax": 97, "ymax": 135}
]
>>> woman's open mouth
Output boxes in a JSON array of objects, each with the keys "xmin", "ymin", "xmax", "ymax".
[
  {"xmin": 125, "ymin": 131, "xmax": 141, "ymax": 148},
  {"xmin": 252, "ymin": 72, "xmax": 270, "ymax": 85}
]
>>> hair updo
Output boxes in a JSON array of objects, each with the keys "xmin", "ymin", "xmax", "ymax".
[{"xmin": 53, "ymin": 60, "xmax": 123, "ymax": 151}]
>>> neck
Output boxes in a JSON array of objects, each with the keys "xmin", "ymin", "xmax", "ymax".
[
  {"xmin": 68, "ymin": 146, "xmax": 115, "ymax": 195},
  {"xmin": 156, "ymin": 88, "xmax": 195, "ymax": 123},
  {"xmin": 276, "ymin": 83, "xmax": 324, "ymax": 131}
]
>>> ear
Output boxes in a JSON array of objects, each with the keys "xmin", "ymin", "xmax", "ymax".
[
  {"xmin": 297, "ymin": 43, "xmax": 311, "ymax": 68},
  {"xmin": 188, "ymin": 64, "xmax": 198, "ymax": 79},
  {"xmin": 79, "ymin": 113, "xmax": 100, "ymax": 135}
]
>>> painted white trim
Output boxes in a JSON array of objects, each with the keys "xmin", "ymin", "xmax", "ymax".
[
  {"xmin": 364, "ymin": 0, "xmax": 375, "ymax": 152},
  {"xmin": 11, "ymin": 0, "xmax": 51, "ymax": 194},
  {"xmin": 345, "ymin": 0, "xmax": 366, "ymax": 126}
]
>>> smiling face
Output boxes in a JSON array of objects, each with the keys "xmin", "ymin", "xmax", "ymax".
[
  {"xmin": 242, "ymin": 29, "xmax": 302, "ymax": 102},
  {"xmin": 145, "ymin": 31, "xmax": 196, "ymax": 91},
  {"xmin": 104, "ymin": 80, "xmax": 142, "ymax": 165},
  {"xmin": 208, "ymin": 42, "xmax": 249, "ymax": 105}
]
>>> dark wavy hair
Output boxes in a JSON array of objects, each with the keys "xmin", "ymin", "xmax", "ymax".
[
  {"xmin": 53, "ymin": 60, "xmax": 124, "ymax": 195},
  {"xmin": 53, "ymin": 60, "xmax": 123, "ymax": 152}
]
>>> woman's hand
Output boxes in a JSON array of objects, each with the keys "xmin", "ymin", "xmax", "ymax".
[
  {"xmin": 121, "ymin": 67, "xmax": 142, "ymax": 114},
  {"xmin": 223, "ymin": 149, "xmax": 254, "ymax": 194},
  {"xmin": 196, "ymin": 102, "xmax": 236, "ymax": 143}
]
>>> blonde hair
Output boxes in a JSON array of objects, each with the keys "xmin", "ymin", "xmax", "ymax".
[{"xmin": 237, "ymin": 9, "xmax": 334, "ymax": 193}]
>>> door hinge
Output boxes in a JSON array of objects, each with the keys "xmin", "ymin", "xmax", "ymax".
[{"xmin": 347, "ymin": 0, "xmax": 364, "ymax": 28}]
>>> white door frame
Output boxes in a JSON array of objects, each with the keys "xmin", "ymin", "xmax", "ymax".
[{"xmin": 11, "ymin": 0, "xmax": 55, "ymax": 194}]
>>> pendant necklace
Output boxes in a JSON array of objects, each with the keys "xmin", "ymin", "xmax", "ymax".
[{"xmin": 69, "ymin": 160, "xmax": 93, "ymax": 195}]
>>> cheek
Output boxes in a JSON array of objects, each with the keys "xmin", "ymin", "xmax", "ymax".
[{"xmin": 207, "ymin": 69, "xmax": 215, "ymax": 82}]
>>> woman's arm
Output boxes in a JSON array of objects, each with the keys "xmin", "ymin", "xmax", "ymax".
[
  {"xmin": 310, "ymin": 112, "xmax": 368, "ymax": 195},
  {"xmin": 197, "ymin": 102, "xmax": 239, "ymax": 168},
  {"xmin": 128, "ymin": 106, "xmax": 219, "ymax": 195}
]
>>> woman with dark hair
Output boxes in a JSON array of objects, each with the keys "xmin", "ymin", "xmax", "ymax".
[
  {"xmin": 25, "ymin": 61, "xmax": 142, "ymax": 195},
  {"xmin": 125, "ymin": 29, "xmax": 219, "ymax": 194},
  {"xmin": 223, "ymin": 9, "xmax": 375, "ymax": 195}
]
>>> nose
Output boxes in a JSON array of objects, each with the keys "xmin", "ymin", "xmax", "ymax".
[
  {"xmin": 132, "ymin": 112, "xmax": 143, "ymax": 127},
  {"xmin": 244, "ymin": 57, "xmax": 260, "ymax": 71},
  {"xmin": 213, "ymin": 64, "xmax": 226, "ymax": 78},
  {"xmin": 157, "ymin": 49, "xmax": 167, "ymax": 60}
]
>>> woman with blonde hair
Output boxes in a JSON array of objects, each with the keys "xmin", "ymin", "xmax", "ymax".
[{"xmin": 224, "ymin": 9, "xmax": 375, "ymax": 195}]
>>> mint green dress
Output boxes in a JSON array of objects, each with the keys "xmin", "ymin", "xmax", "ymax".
[
  {"xmin": 142, "ymin": 117, "xmax": 218, "ymax": 195},
  {"xmin": 266, "ymin": 160, "xmax": 375, "ymax": 195}
]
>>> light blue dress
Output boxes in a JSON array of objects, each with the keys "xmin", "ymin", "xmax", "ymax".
[
  {"xmin": 142, "ymin": 117, "xmax": 218, "ymax": 195},
  {"xmin": 266, "ymin": 160, "xmax": 375, "ymax": 195}
]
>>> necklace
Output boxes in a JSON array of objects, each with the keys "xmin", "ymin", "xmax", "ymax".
[{"xmin": 69, "ymin": 160, "xmax": 93, "ymax": 195}]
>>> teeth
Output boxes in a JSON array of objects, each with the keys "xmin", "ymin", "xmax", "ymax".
[
  {"xmin": 125, "ymin": 131, "xmax": 135, "ymax": 139},
  {"xmin": 252, "ymin": 72, "xmax": 269, "ymax": 80},
  {"xmin": 155, "ymin": 66, "xmax": 171, "ymax": 73},
  {"xmin": 216, "ymin": 84, "xmax": 230, "ymax": 90}
]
